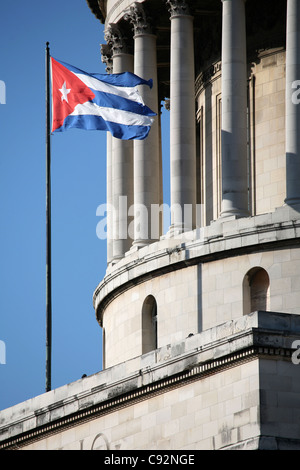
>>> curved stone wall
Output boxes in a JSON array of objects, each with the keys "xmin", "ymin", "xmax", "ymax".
[
  {"xmin": 95, "ymin": 206, "xmax": 300, "ymax": 368},
  {"xmin": 86, "ymin": 0, "xmax": 300, "ymax": 369}
]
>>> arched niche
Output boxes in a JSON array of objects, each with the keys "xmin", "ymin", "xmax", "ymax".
[
  {"xmin": 243, "ymin": 267, "xmax": 270, "ymax": 315},
  {"xmin": 142, "ymin": 295, "xmax": 158, "ymax": 354}
]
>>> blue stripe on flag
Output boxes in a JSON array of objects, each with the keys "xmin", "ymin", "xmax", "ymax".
[
  {"xmin": 90, "ymin": 90, "xmax": 156, "ymax": 116},
  {"xmin": 90, "ymin": 72, "xmax": 153, "ymax": 90},
  {"xmin": 54, "ymin": 114, "xmax": 152, "ymax": 140},
  {"xmin": 54, "ymin": 58, "xmax": 153, "ymax": 89}
]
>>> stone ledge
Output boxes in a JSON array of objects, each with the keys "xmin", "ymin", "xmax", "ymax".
[
  {"xmin": 94, "ymin": 206, "xmax": 300, "ymax": 323},
  {"xmin": 226, "ymin": 436, "xmax": 300, "ymax": 451},
  {"xmin": 1, "ymin": 311, "xmax": 299, "ymax": 449}
]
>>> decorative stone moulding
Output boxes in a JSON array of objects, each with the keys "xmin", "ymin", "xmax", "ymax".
[
  {"xmin": 100, "ymin": 43, "xmax": 113, "ymax": 73},
  {"xmin": 104, "ymin": 24, "xmax": 132, "ymax": 55},
  {"xmin": 124, "ymin": 2, "xmax": 154, "ymax": 36},
  {"xmin": 93, "ymin": 206, "xmax": 300, "ymax": 325},
  {"xmin": 195, "ymin": 61, "xmax": 222, "ymax": 97},
  {"xmin": 1, "ymin": 311, "xmax": 299, "ymax": 450},
  {"xmin": 165, "ymin": 0, "xmax": 190, "ymax": 17}
]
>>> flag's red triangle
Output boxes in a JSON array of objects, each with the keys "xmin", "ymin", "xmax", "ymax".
[{"xmin": 51, "ymin": 58, "xmax": 95, "ymax": 132}]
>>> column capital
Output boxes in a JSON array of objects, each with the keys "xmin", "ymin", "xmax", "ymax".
[
  {"xmin": 100, "ymin": 44, "xmax": 113, "ymax": 74},
  {"xmin": 124, "ymin": 2, "xmax": 155, "ymax": 36},
  {"xmin": 104, "ymin": 24, "xmax": 132, "ymax": 56},
  {"xmin": 165, "ymin": 0, "xmax": 191, "ymax": 17}
]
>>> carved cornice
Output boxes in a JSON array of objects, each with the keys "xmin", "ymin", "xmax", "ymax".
[
  {"xmin": 1, "ymin": 325, "xmax": 297, "ymax": 450},
  {"xmin": 85, "ymin": 0, "xmax": 105, "ymax": 23},
  {"xmin": 93, "ymin": 208, "xmax": 300, "ymax": 321},
  {"xmin": 0, "ymin": 347, "xmax": 258, "ymax": 450},
  {"xmin": 124, "ymin": 2, "xmax": 154, "ymax": 36},
  {"xmin": 195, "ymin": 61, "xmax": 222, "ymax": 97},
  {"xmin": 1, "ymin": 308, "xmax": 299, "ymax": 450}
]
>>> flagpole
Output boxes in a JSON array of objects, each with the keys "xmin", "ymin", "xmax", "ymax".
[{"xmin": 45, "ymin": 41, "xmax": 52, "ymax": 392}]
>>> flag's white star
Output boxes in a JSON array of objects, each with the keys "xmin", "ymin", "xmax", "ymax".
[{"xmin": 59, "ymin": 81, "xmax": 71, "ymax": 103}]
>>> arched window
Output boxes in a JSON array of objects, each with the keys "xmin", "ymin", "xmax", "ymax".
[
  {"xmin": 243, "ymin": 267, "xmax": 270, "ymax": 315},
  {"xmin": 142, "ymin": 295, "xmax": 157, "ymax": 354}
]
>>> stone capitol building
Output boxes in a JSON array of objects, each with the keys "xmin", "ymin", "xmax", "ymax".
[{"xmin": 1, "ymin": 0, "xmax": 300, "ymax": 451}]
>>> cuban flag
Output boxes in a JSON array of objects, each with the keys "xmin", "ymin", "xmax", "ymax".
[{"xmin": 50, "ymin": 57, "xmax": 156, "ymax": 140}]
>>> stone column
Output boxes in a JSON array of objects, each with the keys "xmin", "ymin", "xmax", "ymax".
[
  {"xmin": 106, "ymin": 133, "xmax": 113, "ymax": 264},
  {"xmin": 166, "ymin": 0, "xmax": 197, "ymax": 234},
  {"xmin": 285, "ymin": 0, "xmax": 300, "ymax": 208},
  {"xmin": 220, "ymin": 0, "xmax": 249, "ymax": 218},
  {"xmin": 125, "ymin": 3, "xmax": 161, "ymax": 247},
  {"xmin": 105, "ymin": 26, "xmax": 134, "ymax": 261},
  {"xmin": 101, "ymin": 44, "xmax": 114, "ymax": 264}
]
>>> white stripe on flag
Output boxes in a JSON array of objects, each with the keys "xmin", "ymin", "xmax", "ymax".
[
  {"xmin": 70, "ymin": 102, "xmax": 155, "ymax": 127},
  {"xmin": 75, "ymin": 73, "xmax": 145, "ymax": 105}
]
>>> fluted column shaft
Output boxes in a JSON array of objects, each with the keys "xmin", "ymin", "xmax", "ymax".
[
  {"xmin": 101, "ymin": 44, "xmax": 114, "ymax": 264},
  {"xmin": 168, "ymin": 0, "xmax": 196, "ymax": 233},
  {"xmin": 126, "ymin": 4, "xmax": 161, "ymax": 246},
  {"xmin": 106, "ymin": 133, "xmax": 113, "ymax": 263},
  {"xmin": 286, "ymin": 0, "xmax": 300, "ymax": 207},
  {"xmin": 112, "ymin": 51, "xmax": 134, "ymax": 260},
  {"xmin": 105, "ymin": 26, "xmax": 134, "ymax": 261},
  {"xmin": 221, "ymin": 0, "xmax": 249, "ymax": 218}
]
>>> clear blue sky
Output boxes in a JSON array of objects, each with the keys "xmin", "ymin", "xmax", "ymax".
[
  {"xmin": 0, "ymin": 0, "xmax": 170, "ymax": 411},
  {"xmin": 0, "ymin": 0, "xmax": 108, "ymax": 411}
]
